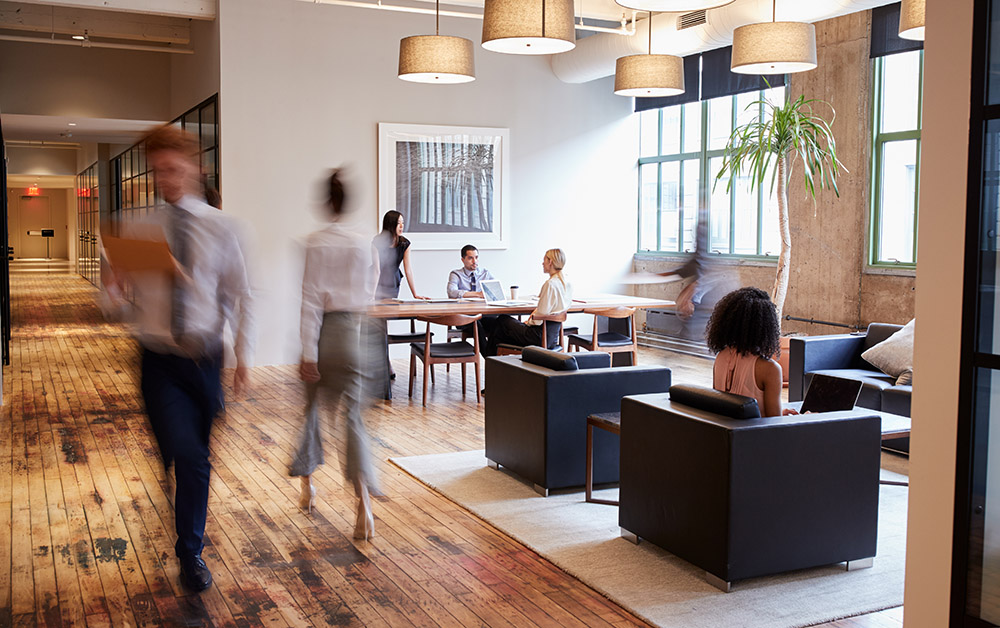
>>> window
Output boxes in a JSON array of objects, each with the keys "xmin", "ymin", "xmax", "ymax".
[
  {"xmin": 870, "ymin": 50, "xmax": 922, "ymax": 267},
  {"xmin": 637, "ymin": 85, "xmax": 785, "ymax": 257}
]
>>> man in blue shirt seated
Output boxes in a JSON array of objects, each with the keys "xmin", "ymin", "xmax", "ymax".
[
  {"xmin": 447, "ymin": 244, "xmax": 497, "ymax": 353},
  {"xmin": 447, "ymin": 244, "xmax": 495, "ymax": 298}
]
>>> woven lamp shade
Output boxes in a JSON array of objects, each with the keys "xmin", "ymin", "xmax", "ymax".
[
  {"xmin": 731, "ymin": 21, "xmax": 817, "ymax": 75},
  {"xmin": 482, "ymin": 0, "xmax": 575, "ymax": 55},
  {"xmin": 614, "ymin": 54, "xmax": 684, "ymax": 97},
  {"xmin": 398, "ymin": 35, "xmax": 476, "ymax": 83},
  {"xmin": 899, "ymin": 0, "xmax": 925, "ymax": 41},
  {"xmin": 614, "ymin": 0, "xmax": 732, "ymax": 12}
]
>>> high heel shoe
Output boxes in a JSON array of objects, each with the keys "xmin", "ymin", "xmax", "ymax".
[
  {"xmin": 354, "ymin": 507, "xmax": 375, "ymax": 540},
  {"xmin": 299, "ymin": 476, "xmax": 316, "ymax": 515},
  {"xmin": 353, "ymin": 490, "xmax": 375, "ymax": 540}
]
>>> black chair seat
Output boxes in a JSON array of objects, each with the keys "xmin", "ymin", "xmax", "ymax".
[
  {"xmin": 563, "ymin": 326, "xmax": 580, "ymax": 336},
  {"xmin": 389, "ymin": 331, "xmax": 432, "ymax": 343},
  {"xmin": 411, "ymin": 341, "xmax": 476, "ymax": 358},
  {"xmin": 567, "ymin": 332, "xmax": 632, "ymax": 348}
]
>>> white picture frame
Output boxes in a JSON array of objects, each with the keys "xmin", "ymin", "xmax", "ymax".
[{"xmin": 378, "ymin": 123, "xmax": 510, "ymax": 250}]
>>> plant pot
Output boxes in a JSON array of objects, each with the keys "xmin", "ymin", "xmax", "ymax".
[{"xmin": 777, "ymin": 336, "xmax": 791, "ymax": 388}]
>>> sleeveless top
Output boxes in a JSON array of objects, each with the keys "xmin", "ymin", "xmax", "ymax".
[
  {"xmin": 713, "ymin": 347, "xmax": 766, "ymax": 414},
  {"xmin": 372, "ymin": 232, "xmax": 410, "ymax": 299}
]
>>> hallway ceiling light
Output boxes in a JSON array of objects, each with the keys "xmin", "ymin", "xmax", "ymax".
[
  {"xmin": 398, "ymin": 0, "xmax": 476, "ymax": 83},
  {"xmin": 899, "ymin": 0, "xmax": 925, "ymax": 41},
  {"xmin": 731, "ymin": 0, "xmax": 816, "ymax": 75},
  {"xmin": 613, "ymin": 0, "xmax": 732, "ymax": 13},
  {"xmin": 482, "ymin": 0, "xmax": 576, "ymax": 55},
  {"xmin": 614, "ymin": 13, "xmax": 684, "ymax": 97}
]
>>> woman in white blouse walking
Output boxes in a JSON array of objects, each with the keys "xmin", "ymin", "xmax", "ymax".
[
  {"xmin": 484, "ymin": 248, "xmax": 571, "ymax": 356},
  {"xmin": 290, "ymin": 170, "xmax": 380, "ymax": 541}
]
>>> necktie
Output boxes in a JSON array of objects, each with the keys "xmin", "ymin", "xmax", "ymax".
[
  {"xmin": 171, "ymin": 206, "xmax": 190, "ymax": 344},
  {"xmin": 470, "ymin": 274, "xmax": 477, "ymax": 292}
]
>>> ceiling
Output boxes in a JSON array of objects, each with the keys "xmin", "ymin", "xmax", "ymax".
[{"xmin": 2, "ymin": 113, "xmax": 162, "ymax": 144}]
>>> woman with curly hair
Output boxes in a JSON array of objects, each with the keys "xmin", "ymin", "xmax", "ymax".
[{"xmin": 705, "ymin": 287, "xmax": 796, "ymax": 418}]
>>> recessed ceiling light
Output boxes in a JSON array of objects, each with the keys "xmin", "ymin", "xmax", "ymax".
[
  {"xmin": 72, "ymin": 35, "xmax": 85, "ymax": 41},
  {"xmin": 67, "ymin": 123, "xmax": 77, "ymax": 126}
]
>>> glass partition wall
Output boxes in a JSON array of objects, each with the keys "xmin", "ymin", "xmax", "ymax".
[
  {"xmin": 955, "ymin": 0, "xmax": 1000, "ymax": 624},
  {"xmin": 75, "ymin": 163, "xmax": 100, "ymax": 286}
]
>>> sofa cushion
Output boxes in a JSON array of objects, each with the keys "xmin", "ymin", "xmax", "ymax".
[
  {"xmin": 521, "ymin": 346, "xmax": 578, "ymax": 371},
  {"xmin": 862, "ymin": 323, "xmax": 905, "ymax": 352},
  {"xmin": 573, "ymin": 351, "xmax": 613, "ymax": 370},
  {"xmin": 861, "ymin": 319, "xmax": 915, "ymax": 378},
  {"xmin": 668, "ymin": 384, "xmax": 761, "ymax": 419}
]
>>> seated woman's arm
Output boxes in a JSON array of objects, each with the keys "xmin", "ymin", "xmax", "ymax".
[{"xmin": 755, "ymin": 357, "xmax": 786, "ymax": 418}]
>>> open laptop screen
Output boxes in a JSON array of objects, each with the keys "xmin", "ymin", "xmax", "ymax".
[
  {"xmin": 481, "ymin": 279, "xmax": 506, "ymax": 303},
  {"xmin": 800, "ymin": 374, "xmax": 864, "ymax": 414}
]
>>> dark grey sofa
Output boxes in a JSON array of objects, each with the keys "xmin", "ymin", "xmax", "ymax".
[
  {"xmin": 788, "ymin": 323, "xmax": 911, "ymax": 451},
  {"xmin": 484, "ymin": 347, "xmax": 671, "ymax": 495},
  {"xmin": 619, "ymin": 385, "xmax": 881, "ymax": 591}
]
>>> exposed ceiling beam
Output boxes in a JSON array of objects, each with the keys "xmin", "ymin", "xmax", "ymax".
[
  {"xmin": 10, "ymin": 0, "xmax": 214, "ymax": 20},
  {"xmin": 0, "ymin": 2, "xmax": 190, "ymax": 43}
]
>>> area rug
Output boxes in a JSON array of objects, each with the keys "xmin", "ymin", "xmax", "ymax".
[{"xmin": 390, "ymin": 450, "xmax": 909, "ymax": 628}]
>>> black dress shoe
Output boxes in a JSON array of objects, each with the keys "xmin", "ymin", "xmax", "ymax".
[{"xmin": 179, "ymin": 555, "xmax": 213, "ymax": 592}]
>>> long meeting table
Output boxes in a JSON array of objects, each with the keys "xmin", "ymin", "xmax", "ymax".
[{"xmin": 369, "ymin": 294, "xmax": 675, "ymax": 401}]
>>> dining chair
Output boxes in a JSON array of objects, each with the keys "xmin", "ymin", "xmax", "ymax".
[
  {"xmin": 388, "ymin": 318, "xmax": 435, "ymax": 383},
  {"xmin": 496, "ymin": 311, "xmax": 568, "ymax": 356},
  {"xmin": 566, "ymin": 307, "xmax": 638, "ymax": 365},
  {"xmin": 409, "ymin": 314, "xmax": 482, "ymax": 406}
]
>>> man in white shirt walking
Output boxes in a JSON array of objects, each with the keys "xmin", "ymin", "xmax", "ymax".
[{"xmin": 104, "ymin": 125, "xmax": 255, "ymax": 593}]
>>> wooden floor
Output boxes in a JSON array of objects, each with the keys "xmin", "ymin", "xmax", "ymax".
[{"xmin": 0, "ymin": 264, "xmax": 903, "ymax": 627}]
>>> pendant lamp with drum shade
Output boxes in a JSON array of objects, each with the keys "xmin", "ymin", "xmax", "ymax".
[
  {"xmin": 614, "ymin": 12, "xmax": 684, "ymax": 97},
  {"xmin": 731, "ymin": 0, "xmax": 816, "ymax": 75},
  {"xmin": 482, "ymin": 0, "xmax": 576, "ymax": 55},
  {"xmin": 614, "ymin": 0, "xmax": 732, "ymax": 13},
  {"xmin": 898, "ymin": 0, "xmax": 925, "ymax": 41},
  {"xmin": 398, "ymin": 0, "xmax": 476, "ymax": 83}
]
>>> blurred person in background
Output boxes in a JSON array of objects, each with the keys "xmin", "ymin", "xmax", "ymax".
[
  {"xmin": 290, "ymin": 169, "xmax": 381, "ymax": 541},
  {"xmin": 102, "ymin": 124, "xmax": 256, "ymax": 593}
]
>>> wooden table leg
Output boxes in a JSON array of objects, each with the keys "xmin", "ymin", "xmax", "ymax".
[{"xmin": 586, "ymin": 422, "xmax": 594, "ymax": 503}]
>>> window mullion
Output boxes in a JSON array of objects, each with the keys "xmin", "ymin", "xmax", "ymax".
[{"xmin": 729, "ymin": 94, "xmax": 737, "ymax": 255}]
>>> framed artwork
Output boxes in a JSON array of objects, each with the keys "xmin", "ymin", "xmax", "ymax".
[{"xmin": 378, "ymin": 123, "xmax": 510, "ymax": 250}]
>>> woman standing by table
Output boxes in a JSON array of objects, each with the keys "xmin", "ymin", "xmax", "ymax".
[
  {"xmin": 373, "ymin": 210, "xmax": 425, "ymax": 300},
  {"xmin": 372, "ymin": 211, "xmax": 426, "ymax": 387},
  {"xmin": 485, "ymin": 248, "xmax": 572, "ymax": 356}
]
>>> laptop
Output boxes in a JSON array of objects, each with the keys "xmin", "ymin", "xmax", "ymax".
[
  {"xmin": 481, "ymin": 279, "xmax": 533, "ymax": 306},
  {"xmin": 800, "ymin": 374, "xmax": 864, "ymax": 413}
]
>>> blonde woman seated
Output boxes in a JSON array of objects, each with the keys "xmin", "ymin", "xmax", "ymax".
[{"xmin": 484, "ymin": 248, "xmax": 571, "ymax": 357}]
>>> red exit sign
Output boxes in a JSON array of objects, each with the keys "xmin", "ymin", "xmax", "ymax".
[{"xmin": 26, "ymin": 186, "xmax": 40, "ymax": 196}]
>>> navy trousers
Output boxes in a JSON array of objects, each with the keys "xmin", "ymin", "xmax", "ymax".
[{"xmin": 141, "ymin": 348, "xmax": 223, "ymax": 558}]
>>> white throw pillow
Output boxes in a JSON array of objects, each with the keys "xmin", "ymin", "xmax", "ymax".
[{"xmin": 861, "ymin": 319, "xmax": 915, "ymax": 378}]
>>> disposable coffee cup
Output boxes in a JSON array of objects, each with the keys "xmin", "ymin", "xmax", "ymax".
[{"xmin": 510, "ymin": 285, "xmax": 519, "ymax": 300}]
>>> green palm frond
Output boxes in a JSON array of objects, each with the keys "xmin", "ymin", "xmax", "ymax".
[{"xmin": 714, "ymin": 92, "xmax": 846, "ymax": 197}]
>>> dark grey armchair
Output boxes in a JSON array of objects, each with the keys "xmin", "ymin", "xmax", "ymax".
[
  {"xmin": 484, "ymin": 347, "xmax": 671, "ymax": 495},
  {"xmin": 619, "ymin": 385, "xmax": 882, "ymax": 591}
]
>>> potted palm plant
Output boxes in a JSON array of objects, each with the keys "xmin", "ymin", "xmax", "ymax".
[{"xmin": 715, "ymin": 92, "xmax": 845, "ymax": 326}]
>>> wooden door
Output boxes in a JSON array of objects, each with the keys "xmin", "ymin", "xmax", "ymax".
[{"xmin": 19, "ymin": 196, "xmax": 51, "ymax": 258}]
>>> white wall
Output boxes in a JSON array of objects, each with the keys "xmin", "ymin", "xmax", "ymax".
[
  {"xmin": 218, "ymin": 0, "xmax": 639, "ymax": 366},
  {"xmin": 903, "ymin": 0, "xmax": 972, "ymax": 624},
  {"xmin": 6, "ymin": 145, "xmax": 79, "ymax": 175},
  {"xmin": 0, "ymin": 41, "xmax": 171, "ymax": 121},
  {"xmin": 170, "ymin": 15, "xmax": 220, "ymax": 115}
]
